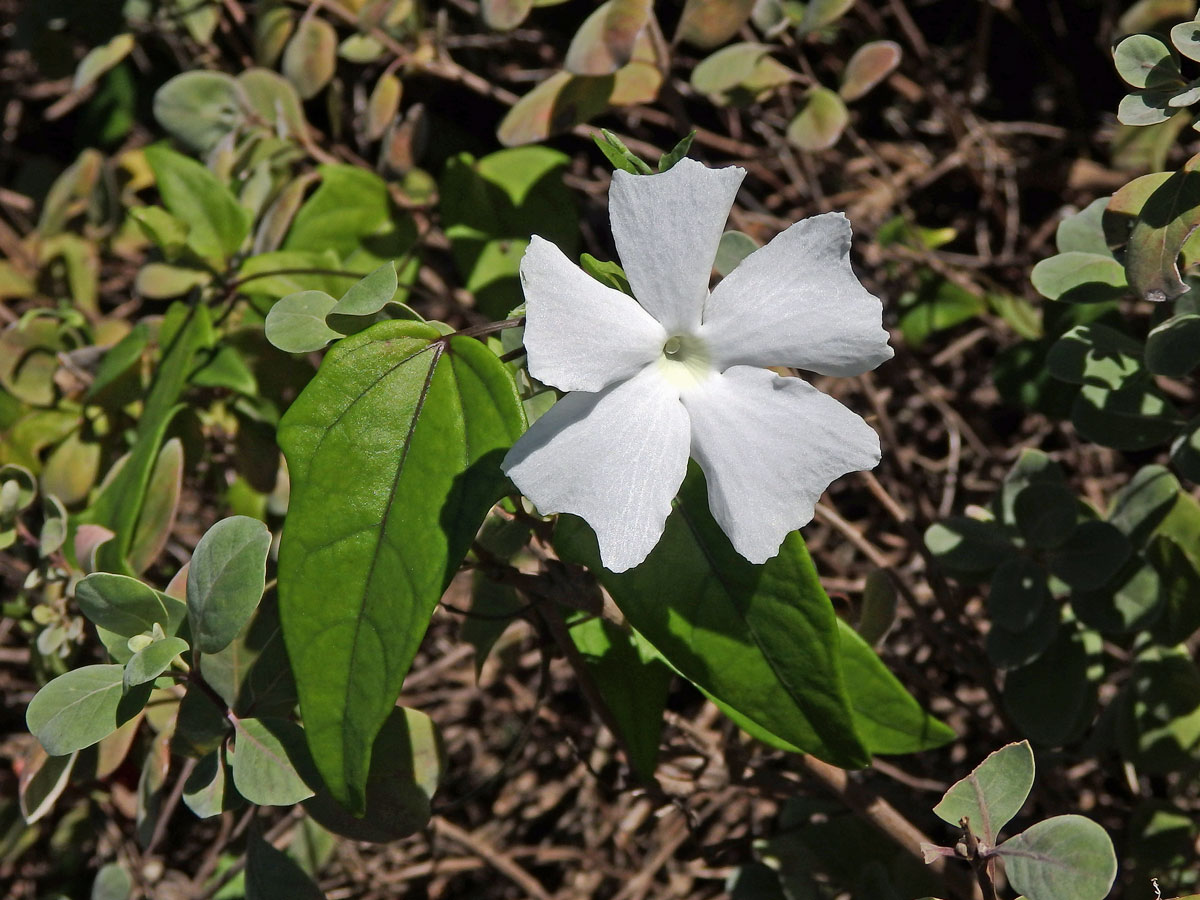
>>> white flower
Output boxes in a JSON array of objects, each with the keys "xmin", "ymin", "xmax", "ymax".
[{"xmin": 502, "ymin": 158, "xmax": 893, "ymax": 573}]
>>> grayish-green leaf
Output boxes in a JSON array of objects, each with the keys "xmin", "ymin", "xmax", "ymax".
[
  {"xmin": 123, "ymin": 636, "xmax": 189, "ymax": 688},
  {"xmin": 933, "ymin": 740, "xmax": 1034, "ymax": 845},
  {"xmin": 26, "ymin": 665, "xmax": 150, "ymax": 755},
  {"xmin": 188, "ymin": 516, "xmax": 271, "ymax": 654},
  {"xmin": 1113, "ymin": 34, "xmax": 1180, "ymax": 89},
  {"xmin": 995, "ymin": 815, "xmax": 1117, "ymax": 900},
  {"xmin": 715, "ymin": 230, "xmax": 760, "ymax": 278},
  {"xmin": 1030, "ymin": 252, "xmax": 1128, "ymax": 303},
  {"xmin": 74, "ymin": 573, "xmax": 184, "ymax": 638},
  {"xmin": 265, "ymin": 290, "xmax": 341, "ymax": 353},
  {"xmin": 229, "ymin": 717, "xmax": 317, "ymax": 806}
]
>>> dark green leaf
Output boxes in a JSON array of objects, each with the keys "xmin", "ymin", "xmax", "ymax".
[
  {"xmin": 1070, "ymin": 381, "xmax": 1180, "ymax": 451},
  {"xmin": 1116, "ymin": 645, "xmax": 1200, "ymax": 774},
  {"xmin": 91, "ymin": 862, "xmax": 133, "ymax": 900},
  {"xmin": 277, "ymin": 321, "xmax": 524, "ymax": 812},
  {"xmin": 245, "ymin": 829, "xmax": 324, "ymax": 900},
  {"xmin": 1013, "ymin": 484, "xmax": 1079, "ymax": 549},
  {"xmin": 924, "ymin": 517, "xmax": 1014, "ymax": 574},
  {"xmin": 1146, "ymin": 313, "xmax": 1200, "ymax": 375},
  {"xmin": 570, "ymin": 617, "xmax": 671, "ymax": 779},
  {"xmin": 1146, "ymin": 535, "xmax": 1200, "ymax": 643},
  {"xmin": 182, "ymin": 748, "xmax": 239, "ymax": 818},
  {"xmin": 556, "ymin": 466, "xmax": 870, "ymax": 768},
  {"xmin": 1003, "ymin": 626, "xmax": 1101, "ymax": 746},
  {"xmin": 304, "ymin": 707, "xmax": 441, "ymax": 842},
  {"xmin": 988, "ymin": 556, "xmax": 1049, "ymax": 631},
  {"xmin": 1046, "ymin": 521, "xmax": 1132, "ymax": 591},
  {"xmin": 1046, "ymin": 323, "xmax": 1143, "ymax": 389}
]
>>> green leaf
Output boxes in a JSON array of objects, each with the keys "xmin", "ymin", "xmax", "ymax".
[
  {"xmin": 74, "ymin": 33, "xmax": 135, "ymax": 91},
  {"xmin": 801, "ymin": 0, "xmax": 855, "ymax": 31},
  {"xmin": 200, "ymin": 595, "xmax": 297, "ymax": 717},
  {"xmin": 1030, "ymin": 252, "xmax": 1128, "ymax": 303},
  {"xmin": 1046, "ymin": 323, "xmax": 1143, "ymax": 389},
  {"xmin": 283, "ymin": 164, "xmax": 418, "ymax": 270},
  {"xmin": 1046, "ymin": 521, "xmax": 1131, "ymax": 591},
  {"xmin": 995, "ymin": 815, "xmax": 1117, "ymax": 900},
  {"xmin": 277, "ymin": 320, "xmax": 524, "ymax": 812},
  {"xmin": 18, "ymin": 745, "xmax": 77, "ymax": 824},
  {"xmin": 1146, "ymin": 535, "xmax": 1200, "ymax": 643},
  {"xmin": 1055, "ymin": 198, "xmax": 1111, "ymax": 255},
  {"xmin": 985, "ymin": 599, "xmax": 1062, "ymax": 669},
  {"xmin": 592, "ymin": 129, "xmax": 651, "ymax": 175},
  {"xmin": 144, "ymin": 145, "xmax": 250, "ymax": 267},
  {"xmin": 691, "ymin": 42, "xmax": 773, "ymax": 95},
  {"xmin": 570, "ymin": 617, "xmax": 672, "ymax": 780},
  {"xmin": 564, "ymin": 0, "xmax": 652, "ymax": 76},
  {"xmin": 229, "ymin": 717, "xmax": 317, "ymax": 806},
  {"xmin": 1004, "ymin": 626, "xmax": 1101, "ymax": 746},
  {"xmin": 786, "ymin": 88, "xmax": 848, "ymax": 151},
  {"xmin": 1072, "ymin": 560, "xmax": 1163, "ymax": 634},
  {"xmin": 987, "ymin": 556, "xmax": 1049, "ymax": 632},
  {"xmin": 87, "ymin": 308, "xmax": 212, "ymax": 600},
  {"xmin": 1171, "ymin": 17, "xmax": 1200, "ymax": 61},
  {"xmin": 835, "ymin": 620, "xmax": 955, "ymax": 754},
  {"xmin": 245, "ymin": 829, "xmax": 324, "ymax": 900},
  {"xmin": 933, "ymin": 740, "xmax": 1034, "ymax": 845},
  {"xmin": 74, "ymin": 573, "xmax": 185, "ymax": 637},
  {"xmin": 128, "ymin": 437, "xmax": 184, "ymax": 575},
  {"xmin": 1126, "ymin": 162, "xmax": 1200, "ymax": 302},
  {"xmin": 1108, "ymin": 464, "xmax": 1181, "ymax": 543},
  {"xmin": 91, "ymin": 862, "xmax": 133, "ymax": 900},
  {"xmin": 1117, "ymin": 645, "xmax": 1200, "ymax": 774},
  {"xmin": 1145, "ymin": 312, "xmax": 1200, "ymax": 375},
  {"xmin": 1070, "ymin": 381, "xmax": 1180, "ymax": 451},
  {"xmin": 1113, "ymin": 34, "xmax": 1180, "ymax": 89},
  {"xmin": 188, "ymin": 516, "xmax": 271, "ymax": 654},
  {"xmin": 26, "ymin": 665, "xmax": 150, "ymax": 755},
  {"xmin": 674, "ymin": 0, "xmax": 756, "ymax": 48},
  {"xmin": 281, "ymin": 17, "xmax": 337, "ymax": 100},
  {"xmin": 899, "ymin": 276, "xmax": 986, "ymax": 347},
  {"xmin": 1013, "ymin": 483, "xmax": 1079, "ymax": 550},
  {"xmin": 152, "ymin": 70, "xmax": 243, "ymax": 153},
  {"xmin": 658, "ymin": 130, "xmax": 695, "ymax": 172},
  {"xmin": 924, "ymin": 517, "xmax": 1014, "ymax": 574},
  {"xmin": 579, "ymin": 254, "xmax": 631, "ymax": 294},
  {"xmin": 303, "ymin": 707, "xmax": 441, "ymax": 842},
  {"xmin": 264, "ymin": 291, "xmax": 341, "ymax": 353},
  {"xmin": 87, "ymin": 323, "xmax": 149, "ymax": 403},
  {"xmin": 497, "ymin": 72, "xmax": 616, "ymax": 147},
  {"xmin": 124, "ymin": 636, "xmax": 188, "ymax": 688},
  {"xmin": 440, "ymin": 148, "xmax": 578, "ymax": 319},
  {"xmin": 555, "ymin": 466, "xmax": 870, "ymax": 768},
  {"xmin": 328, "ymin": 262, "xmax": 398, "ymax": 319},
  {"xmin": 182, "ymin": 748, "xmax": 238, "ymax": 818},
  {"xmin": 715, "ymin": 231, "xmax": 760, "ymax": 278}
]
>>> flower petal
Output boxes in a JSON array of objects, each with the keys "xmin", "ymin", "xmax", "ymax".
[
  {"xmin": 609, "ymin": 159, "xmax": 746, "ymax": 334},
  {"xmin": 681, "ymin": 366, "xmax": 881, "ymax": 563},
  {"xmin": 502, "ymin": 368, "xmax": 690, "ymax": 572},
  {"xmin": 700, "ymin": 212, "xmax": 893, "ymax": 376},
  {"xmin": 520, "ymin": 236, "xmax": 667, "ymax": 392}
]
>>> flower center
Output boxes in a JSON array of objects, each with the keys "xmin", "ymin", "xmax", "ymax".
[{"xmin": 656, "ymin": 333, "xmax": 712, "ymax": 389}]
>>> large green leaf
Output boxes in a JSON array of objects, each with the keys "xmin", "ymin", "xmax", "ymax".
[
  {"xmin": 187, "ymin": 516, "xmax": 271, "ymax": 654},
  {"xmin": 144, "ymin": 145, "xmax": 250, "ymax": 267},
  {"xmin": 76, "ymin": 303, "xmax": 213, "ymax": 574},
  {"xmin": 933, "ymin": 741, "xmax": 1034, "ymax": 845},
  {"xmin": 277, "ymin": 320, "xmax": 524, "ymax": 812},
  {"xmin": 26, "ymin": 665, "xmax": 151, "ymax": 755},
  {"xmin": 570, "ymin": 617, "xmax": 672, "ymax": 780},
  {"xmin": 995, "ymin": 815, "xmax": 1117, "ymax": 900},
  {"xmin": 556, "ymin": 466, "xmax": 869, "ymax": 768},
  {"xmin": 1126, "ymin": 159, "xmax": 1200, "ymax": 302}
]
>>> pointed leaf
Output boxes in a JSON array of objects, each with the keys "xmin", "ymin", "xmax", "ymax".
[
  {"xmin": 555, "ymin": 465, "xmax": 870, "ymax": 768},
  {"xmin": 933, "ymin": 741, "xmax": 1034, "ymax": 845},
  {"xmin": 277, "ymin": 320, "xmax": 524, "ymax": 812},
  {"xmin": 128, "ymin": 437, "xmax": 183, "ymax": 574}
]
